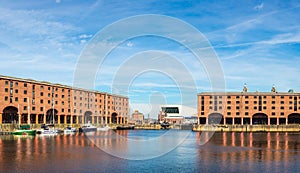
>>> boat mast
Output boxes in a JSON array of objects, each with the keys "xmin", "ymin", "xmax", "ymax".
[
  {"xmin": 52, "ymin": 87, "xmax": 55, "ymax": 125},
  {"xmin": 28, "ymin": 97, "xmax": 30, "ymax": 125},
  {"xmin": 18, "ymin": 104, "xmax": 20, "ymax": 128}
]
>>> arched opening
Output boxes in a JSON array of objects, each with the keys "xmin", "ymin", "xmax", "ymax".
[
  {"xmin": 2, "ymin": 106, "xmax": 18, "ymax": 124},
  {"xmin": 84, "ymin": 111, "xmax": 92, "ymax": 124},
  {"xmin": 252, "ymin": 113, "xmax": 268, "ymax": 125},
  {"xmin": 46, "ymin": 109, "xmax": 58, "ymax": 124},
  {"xmin": 288, "ymin": 113, "xmax": 300, "ymax": 124},
  {"xmin": 208, "ymin": 113, "xmax": 224, "ymax": 124},
  {"xmin": 112, "ymin": 112, "xmax": 118, "ymax": 124}
]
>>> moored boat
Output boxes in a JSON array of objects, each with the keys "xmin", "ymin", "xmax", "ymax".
[
  {"xmin": 13, "ymin": 103, "xmax": 36, "ymax": 136},
  {"xmin": 12, "ymin": 125, "xmax": 36, "ymax": 136},
  {"xmin": 116, "ymin": 125, "xmax": 135, "ymax": 130},
  {"xmin": 64, "ymin": 126, "xmax": 77, "ymax": 134},
  {"xmin": 36, "ymin": 124, "xmax": 62, "ymax": 135},
  {"xmin": 12, "ymin": 129, "xmax": 36, "ymax": 136},
  {"xmin": 79, "ymin": 123, "xmax": 97, "ymax": 132},
  {"xmin": 97, "ymin": 125, "xmax": 110, "ymax": 131}
]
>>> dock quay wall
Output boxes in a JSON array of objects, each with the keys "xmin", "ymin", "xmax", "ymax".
[
  {"xmin": 0, "ymin": 124, "xmax": 82, "ymax": 133},
  {"xmin": 193, "ymin": 124, "xmax": 300, "ymax": 132},
  {"xmin": 134, "ymin": 124, "xmax": 161, "ymax": 130}
]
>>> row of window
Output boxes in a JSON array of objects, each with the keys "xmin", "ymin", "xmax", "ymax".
[
  {"xmin": 4, "ymin": 90, "xmax": 116, "ymax": 104},
  {"xmin": 4, "ymin": 96, "xmax": 124, "ymax": 111},
  {"xmin": 208, "ymin": 105, "xmax": 300, "ymax": 110},
  {"xmin": 207, "ymin": 100, "xmax": 300, "ymax": 105},
  {"xmin": 4, "ymin": 80, "xmax": 127, "ymax": 102},
  {"xmin": 207, "ymin": 95, "xmax": 300, "ymax": 99},
  {"xmin": 201, "ymin": 111, "xmax": 286, "ymax": 116},
  {"xmin": 3, "ymin": 96, "xmax": 122, "ymax": 109}
]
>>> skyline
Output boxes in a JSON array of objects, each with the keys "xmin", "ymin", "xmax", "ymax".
[{"xmin": 0, "ymin": 0, "xmax": 300, "ymax": 116}]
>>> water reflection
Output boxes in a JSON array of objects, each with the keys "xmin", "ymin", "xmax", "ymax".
[
  {"xmin": 0, "ymin": 131, "xmax": 299, "ymax": 172},
  {"xmin": 197, "ymin": 132, "xmax": 300, "ymax": 172},
  {"xmin": 87, "ymin": 130, "xmax": 191, "ymax": 160}
]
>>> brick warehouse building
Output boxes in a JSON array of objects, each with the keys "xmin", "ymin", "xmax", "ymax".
[
  {"xmin": 198, "ymin": 85, "xmax": 300, "ymax": 125},
  {"xmin": 0, "ymin": 75, "xmax": 129, "ymax": 125}
]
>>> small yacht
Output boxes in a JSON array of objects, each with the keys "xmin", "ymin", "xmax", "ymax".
[
  {"xmin": 37, "ymin": 124, "xmax": 62, "ymax": 135},
  {"xmin": 97, "ymin": 125, "xmax": 110, "ymax": 131},
  {"xmin": 64, "ymin": 126, "xmax": 76, "ymax": 134},
  {"xmin": 79, "ymin": 122, "xmax": 97, "ymax": 132}
]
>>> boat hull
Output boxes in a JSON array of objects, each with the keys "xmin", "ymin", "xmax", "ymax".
[
  {"xmin": 12, "ymin": 130, "xmax": 36, "ymax": 135},
  {"xmin": 97, "ymin": 127, "xmax": 110, "ymax": 131},
  {"xmin": 79, "ymin": 127, "xmax": 97, "ymax": 132},
  {"xmin": 116, "ymin": 126, "xmax": 135, "ymax": 130},
  {"xmin": 64, "ymin": 128, "xmax": 76, "ymax": 134},
  {"xmin": 36, "ymin": 129, "xmax": 62, "ymax": 135}
]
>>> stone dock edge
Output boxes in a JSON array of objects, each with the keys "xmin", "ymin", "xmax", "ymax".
[{"xmin": 192, "ymin": 124, "xmax": 300, "ymax": 132}]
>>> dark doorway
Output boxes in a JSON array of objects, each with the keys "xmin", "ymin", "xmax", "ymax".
[
  {"xmin": 279, "ymin": 118, "xmax": 286, "ymax": 124},
  {"xmin": 199, "ymin": 117, "xmax": 206, "ymax": 124},
  {"xmin": 243, "ymin": 118, "xmax": 250, "ymax": 125},
  {"xmin": 112, "ymin": 113, "xmax": 118, "ymax": 124},
  {"xmin": 270, "ymin": 118, "xmax": 277, "ymax": 125},
  {"xmin": 252, "ymin": 113, "xmax": 268, "ymax": 125},
  {"xmin": 226, "ymin": 117, "xmax": 233, "ymax": 124},
  {"xmin": 234, "ymin": 118, "xmax": 241, "ymax": 125}
]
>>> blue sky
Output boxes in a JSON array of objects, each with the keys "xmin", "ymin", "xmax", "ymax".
[{"xmin": 0, "ymin": 0, "xmax": 300, "ymax": 115}]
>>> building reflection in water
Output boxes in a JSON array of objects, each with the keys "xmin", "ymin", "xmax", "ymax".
[
  {"xmin": 197, "ymin": 132, "xmax": 300, "ymax": 172},
  {"xmin": 0, "ymin": 131, "xmax": 299, "ymax": 172}
]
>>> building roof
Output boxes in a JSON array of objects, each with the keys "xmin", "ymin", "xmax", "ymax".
[
  {"xmin": 0, "ymin": 74, "xmax": 128, "ymax": 98},
  {"xmin": 198, "ymin": 92, "xmax": 300, "ymax": 96}
]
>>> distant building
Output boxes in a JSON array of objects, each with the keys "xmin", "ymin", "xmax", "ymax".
[
  {"xmin": 158, "ymin": 111, "xmax": 167, "ymax": 122},
  {"xmin": 158, "ymin": 105, "xmax": 197, "ymax": 124},
  {"xmin": 131, "ymin": 110, "xmax": 144, "ymax": 124},
  {"xmin": 183, "ymin": 116, "xmax": 198, "ymax": 124},
  {"xmin": 198, "ymin": 85, "xmax": 300, "ymax": 125},
  {"xmin": 0, "ymin": 75, "xmax": 129, "ymax": 125}
]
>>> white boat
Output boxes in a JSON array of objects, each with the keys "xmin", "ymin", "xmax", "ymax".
[
  {"xmin": 97, "ymin": 125, "xmax": 110, "ymax": 131},
  {"xmin": 37, "ymin": 124, "xmax": 62, "ymax": 135},
  {"xmin": 79, "ymin": 123, "xmax": 97, "ymax": 132},
  {"xmin": 37, "ymin": 100, "xmax": 61, "ymax": 135},
  {"xmin": 64, "ymin": 126, "xmax": 76, "ymax": 134}
]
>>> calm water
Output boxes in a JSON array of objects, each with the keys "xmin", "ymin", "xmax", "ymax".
[{"xmin": 0, "ymin": 130, "xmax": 299, "ymax": 173}]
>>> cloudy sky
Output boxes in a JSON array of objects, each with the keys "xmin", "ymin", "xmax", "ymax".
[{"xmin": 0, "ymin": 0, "xmax": 299, "ymax": 115}]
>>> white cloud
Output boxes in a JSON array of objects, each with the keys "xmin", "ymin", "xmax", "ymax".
[
  {"xmin": 126, "ymin": 41, "xmax": 133, "ymax": 47},
  {"xmin": 79, "ymin": 34, "xmax": 93, "ymax": 39},
  {"xmin": 254, "ymin": 3, "xmax": 264, "ymax": 10}
]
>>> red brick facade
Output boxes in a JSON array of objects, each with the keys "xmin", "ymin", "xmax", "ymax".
[
  {"xmin": 0, "ymin": 75, "xmax": 129, "ymax": 125},
  {"xmin": 198, "ymin": 86, "xmax": 300, "ymax": 125}
]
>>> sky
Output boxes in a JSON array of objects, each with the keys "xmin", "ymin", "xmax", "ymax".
[{"xmin": 0, "ymin": 0, "xmax": 300, "ymax": 116}]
